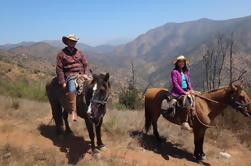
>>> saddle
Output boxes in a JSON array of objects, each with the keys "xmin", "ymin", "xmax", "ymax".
[
  {"xmin": 177, "ymin": 94, "xmax": 195, "ymax": 111},
  {"xmin": 68, "ymin": 73, "xmax": 92, "ymax": 95},
  {"xmin": 161, "ymin": 94, "xmax": 195, "ymax": 118}
]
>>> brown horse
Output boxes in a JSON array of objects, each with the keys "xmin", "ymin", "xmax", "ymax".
[
  {"xmin": 144, "ymin": 83, "xmax": 251, "ymax": 160},
  {"xmin": 46, "ymin": 73, "xmax": 110, "ymax": 153}
]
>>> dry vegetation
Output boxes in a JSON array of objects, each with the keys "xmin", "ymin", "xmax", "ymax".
[
  {"xmin": 0, "ymin": 61, "xmax": 50, "ymax": 101},
  {"xmin": 0, "ymin": 95, "xmax": 251, "ymax": 166}
]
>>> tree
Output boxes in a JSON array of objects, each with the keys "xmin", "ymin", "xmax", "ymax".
[
  {"xmin": 203, "ymin": 33, "xmax": 232, "ymax": 90},
  {"xmin": 228, "ymin": 32, "xmax": 234, "ymax": 84},
  {"xmin": 118, "ymin": 60, "xmax": 141, "ymax": 109}
]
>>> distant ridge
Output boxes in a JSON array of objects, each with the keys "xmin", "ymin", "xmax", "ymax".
[{"xmin": 1, "ymin": 15, "xmax": 251, "ymax": 89}]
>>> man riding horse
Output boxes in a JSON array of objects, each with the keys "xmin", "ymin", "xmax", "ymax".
[
  {"xmin": 56, "ymin": 34, "xmax": 90, "ymax": 121},
  {"xmin": 47, "ymin": 35, "xmax": 111, "ymax": 153}
]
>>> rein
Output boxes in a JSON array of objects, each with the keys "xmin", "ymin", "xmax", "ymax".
[
  {"xmin": 194, "ymin": 92, "xmax": 251, "ymax": 109},
  {"xmin": 187, "ymin": 94, "xmax": 217, "ymax": 128},
  {"xmin": 192, "ymin": 91, "xmax": 251, "ymax": 127},
  {"xmin": 193, "ymin": 93, "xmax": 224, "ymax": 105}
]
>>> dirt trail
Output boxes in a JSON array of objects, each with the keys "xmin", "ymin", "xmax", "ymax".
[{"xmin": 0, "ymin": 97, "xmax": 250, "ymax": 166}]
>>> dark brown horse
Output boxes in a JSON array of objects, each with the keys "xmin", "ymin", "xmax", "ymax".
[
  {"xmin": 46, "ymin": 73, "xmax": 110, "ymax": 153},
  {"xmin": 144, "ymin": 83, "xmax": 251, "ymax": 160}
]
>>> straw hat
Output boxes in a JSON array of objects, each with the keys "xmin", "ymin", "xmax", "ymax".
[
  {"xmin": 62, "ymin": 34, "xmax": 79, "ymax": 45},
  {"xmin": 172, "ymin": 55, "xmax": 190, "ymax": 65}
]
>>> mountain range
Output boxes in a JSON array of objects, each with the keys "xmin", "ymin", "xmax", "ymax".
[{"xmin": 1, "ymin": 15, "xmax": 251, "ymax": 90}]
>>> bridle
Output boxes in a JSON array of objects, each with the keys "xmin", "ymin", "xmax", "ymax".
[
  {"xmin": 230, "ymin": 89, "xmax": 251, "ymax": 115},
  {"xmin": 86, "ymin": 83, "xmax": 110, "ymax": 125},
  {"xmin": 91, "ymin": 93, "xmax": 110, "ymax": 105},
  {"xmin": 194, "ymin": 88, "xmax": 251, "ymax": 115},
  {"xmin": 233, "ymin": 101, "xmax": 251, "ymax": 108}
]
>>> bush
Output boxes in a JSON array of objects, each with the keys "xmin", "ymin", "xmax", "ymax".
[
  {"xmin": 118, "ymin": 88, "xmax": 142, "ymax": 110},
  {"xmin": 0, "ymin": 79, "xmax": 47, "ymax": 101}
]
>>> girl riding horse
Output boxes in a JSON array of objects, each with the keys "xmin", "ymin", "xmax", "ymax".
[{"xmin": 169, "ymin": 55, "xmax": 194, "ymax": 130}]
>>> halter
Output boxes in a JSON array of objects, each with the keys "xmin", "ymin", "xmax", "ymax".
[
  {"xmin": 89, "ymin": 93, "xmax": 110, "ymax": 127},
  {"xmin": 87, "ymin": 83, "xmax": 110, "ymax": 120},
  {"xmin": 234, "ymin": 101, "xmax": 251, "ymax": 108},
  {"xmin": 91, "ymin": 93, "xmax": 110, "ymax": 105}
]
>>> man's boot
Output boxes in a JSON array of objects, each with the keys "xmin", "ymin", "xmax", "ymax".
[{"xmin": 66, "ymin": 92, "xmax": 77, "ymax": 121}]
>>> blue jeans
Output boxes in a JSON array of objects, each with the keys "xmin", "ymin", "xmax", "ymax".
[{"xmin": 66, "ymin": 77, "xmax": 77, "ymax": 93}]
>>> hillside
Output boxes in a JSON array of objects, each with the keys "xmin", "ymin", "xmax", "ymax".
[
  {"xmin": 110, "ymin": 15, "xmax": 251, "ymax": 88},
  {"xmin": 0, "ymin": 43, "xmax": 135, "ymax": 90},
  {"xmin": 1, "ymin": 15, "xmax": 251, "ymax": 90}
]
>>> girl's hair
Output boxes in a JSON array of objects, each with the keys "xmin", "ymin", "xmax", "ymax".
[{"xmin": 174, "ymin": 61, "xmax": 188, "ymax": 72}]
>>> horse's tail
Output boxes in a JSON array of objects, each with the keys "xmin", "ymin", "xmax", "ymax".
[{"xmin": 144, "ymin": 97, "xmax": 152, "ymax": 133}]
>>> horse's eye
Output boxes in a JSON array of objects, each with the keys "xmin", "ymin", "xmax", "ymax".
[{"xmin": 103, "ymin": 83, "xmax": 107, "ymax": 89}]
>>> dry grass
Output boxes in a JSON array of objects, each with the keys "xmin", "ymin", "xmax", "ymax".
[
  {"xmin": 0, "ymin": 143, "xmax": 139, "ymax": 166},
  {"xmin": 76, "ymin": 155, "xmax": 138, "ymax": 166},
  {"xmin": 0, "ymin": 144, "xmax": 58, "ymax": 166},
  {"xmin": 0, "ymin": 94, "xmax": 251, "ymax": 165},
  {"xmin": 0, "ymin": 95, "xmax": 50, "ymax": 121},
  {"xmin": 206, "ymin": 107, "xmax": 251, "ymax": 150}
]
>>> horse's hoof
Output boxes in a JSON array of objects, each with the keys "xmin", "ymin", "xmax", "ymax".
[
  {"xmin": 194, "ymin": 153, "xmax": 206, "ymax": 161},
  {"xmin": 92, "ymin": 148, "xmax": 99, "ymax": 155},
  {"xmin": 97, "ymin": 145, "xmax": 107, "ymax": 151},
  {"xmin": 201, "ymin": 155, "xmax": 207, "ymax": 160}
]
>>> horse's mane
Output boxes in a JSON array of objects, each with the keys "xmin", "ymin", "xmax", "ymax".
[{"xmin": 202, "ymin": 86, "xmax": 229, "ymax": 94}]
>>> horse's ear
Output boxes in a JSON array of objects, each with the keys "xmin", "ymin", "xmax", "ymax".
[
  {"xmin": 230, "ymin": 80, "xmax": 244, "ymax": 89},
  {"xmin": 104, "ymin": 73, "xmax": 110, "ymax": 82},
  {"xmin": 230, "ymin": 83, "xmax": 237, "ymax": 91},
  {"xmin": 239, "ymin": 80, "xmax": 244, "ymax": 88},
  {"xmin": 92, "ymin": 73, "xmax": 98, "ymax": 79},
  {"xmin": 89, "ymin": 69, "xmax": 93, "ymax": 74}
]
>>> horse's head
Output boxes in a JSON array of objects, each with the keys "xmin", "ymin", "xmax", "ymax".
[
  {"xmin": 87, "ymin": 73, "xmax": 111, "ymax": 124},
  {"xmin": 229, "ymin": 83, "xmax": 251, "ymax": 117}
]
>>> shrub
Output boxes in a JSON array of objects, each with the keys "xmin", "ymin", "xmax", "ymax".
[
  {"xmin": 118, "ymin": 88, "xmax": 142, "ymax": 110},
  {"xmin": 0, "ymin": 79, "xmax": 47, "ymax": 101}
]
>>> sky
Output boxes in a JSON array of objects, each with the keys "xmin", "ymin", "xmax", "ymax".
[{"xmin": 1, "ymin": 0, "xmax": 251, "ymax": 46}]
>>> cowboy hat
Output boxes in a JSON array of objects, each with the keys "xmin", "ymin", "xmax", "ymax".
[
  {"xmin": 62, "ymin": 34, "xmax": 79, "ymax": 45},
  {"xmin": 172, "ymin": 55, "xmax": 190, "ymax": 65}
]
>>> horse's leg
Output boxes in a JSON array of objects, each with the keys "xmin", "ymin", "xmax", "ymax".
[
  {"xmin": 95, "ymin": 118, "xmax": 105, "ymax": 149},
  {"xmin": 152, "ymin": 111, "xmax": 161, "ymax": 141},
  {"xmin": 85, "ymin": 118, "xmax": 97, "ymax": 153},
  {"xmin": 51, "ymin": 101, "xmax": 64, "ymax": 136},
  {"xmin": 193, "ymin": 126, "xmax": 206, "ymax": 160},
  {"xmin": 63, "ymin": 109, "xmax": 73, "ymax": 135}
]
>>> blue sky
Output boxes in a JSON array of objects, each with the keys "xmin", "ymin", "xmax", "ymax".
[{"xmin": 1, "ymin": 0, "xmax": 251, "ymax": 46}]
